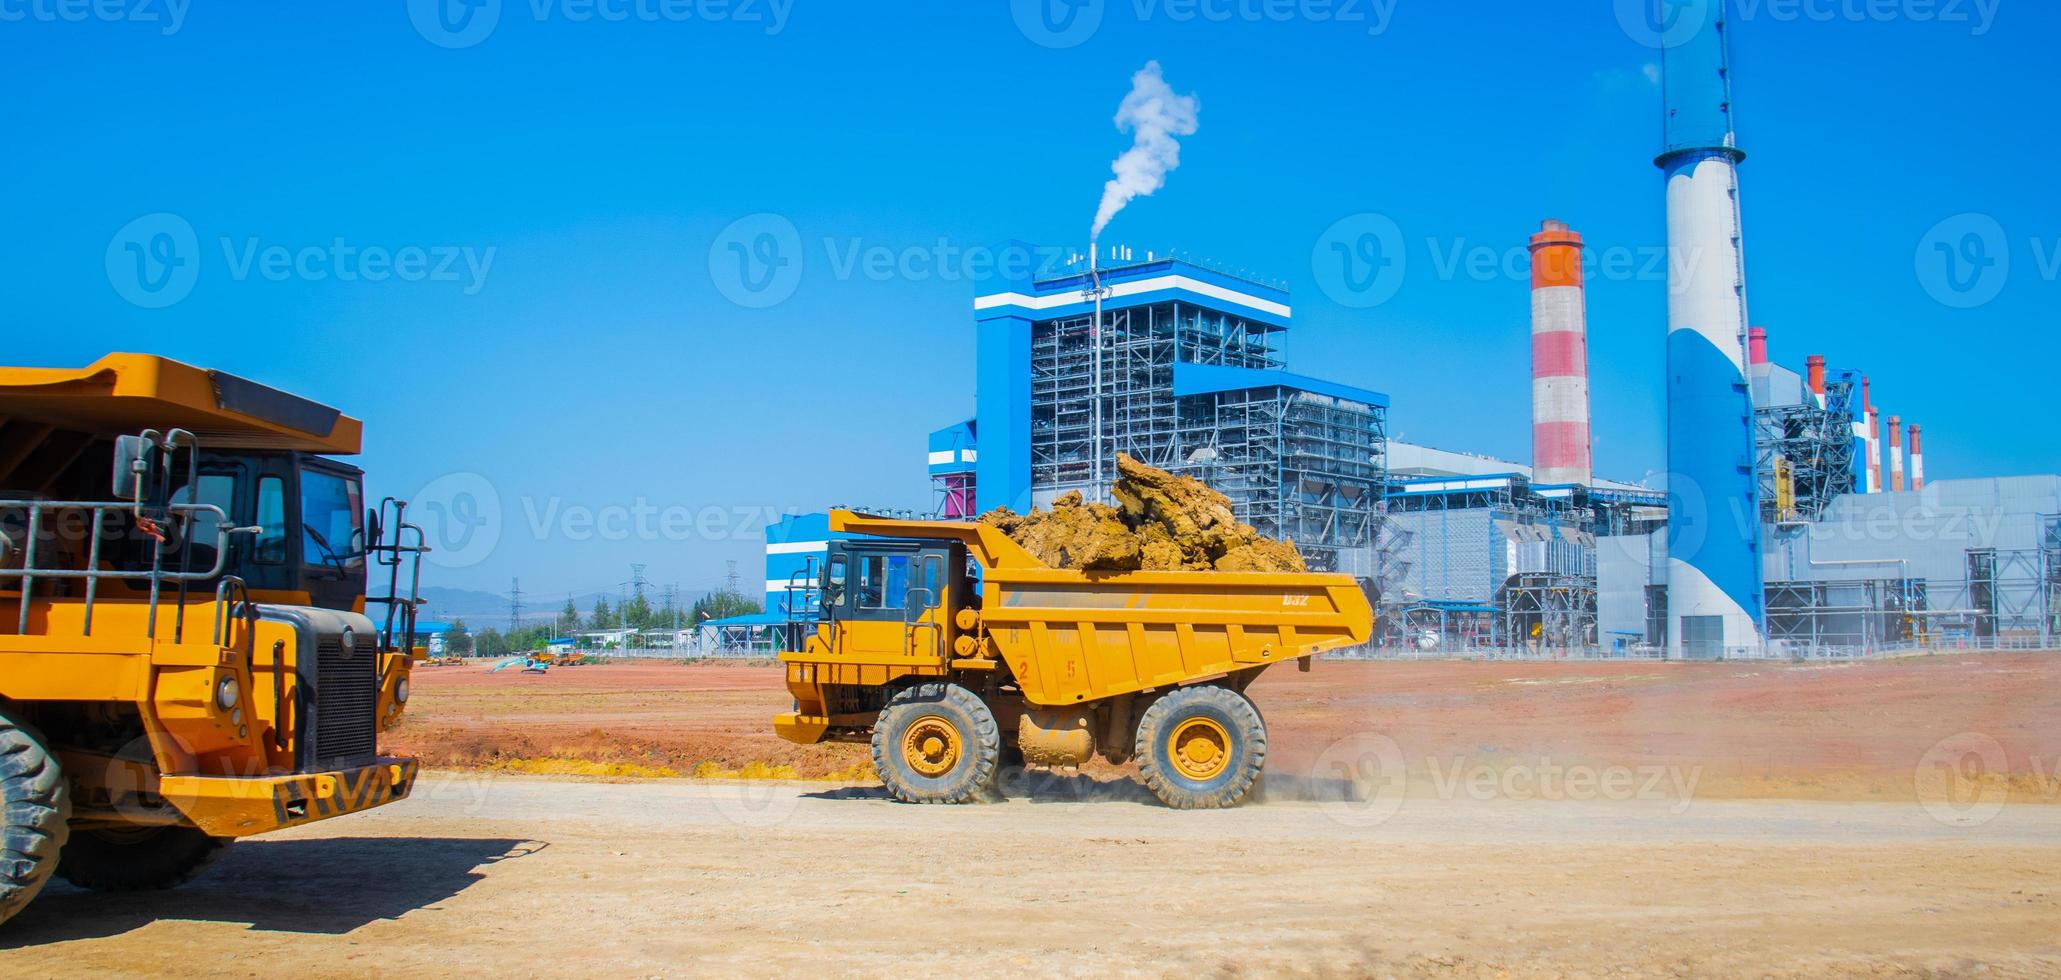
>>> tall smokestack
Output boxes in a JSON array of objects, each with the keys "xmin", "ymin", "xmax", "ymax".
[
  {"xmin": 1909, "ymin": 424, "xmax": 1925, "ymax": 490},
  {"xmin": 1747, "ymin": 326, "xmax": 1768, "ymax": 366},
  {"xmin": 1867, "ymin": 406, "xmax": 1882, "ymax": 494},
  {"xmin": 1888, "ymin": 415, "xmax": 1905, "ymax": 491},
  {"xmin": 1659, "ymin": 0, "xmax": 1764, "ymax": 653},
  {"xmin": 1806, "ymin": 354, "xmax": 1826, "ymax": 408},
  {"xmin": 1860, "ymin": 378, "xmax": 1878, "ymax": 493},
  {"xmin": 1529, "ymin": 219, "xmax": 1591, "ymax": 487}
]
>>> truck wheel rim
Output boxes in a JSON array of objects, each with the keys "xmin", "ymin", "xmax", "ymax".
[
  {"xmin": 1167, "ymin": 717, "xmax": 1231, "ymax": 781},
  {"xmin": 903, "ymin": 715, "xmax": 961, "ymax": 777}
]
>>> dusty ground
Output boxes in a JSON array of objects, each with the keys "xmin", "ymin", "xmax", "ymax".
[
  {"xmin": 2, "ymin": 780, "xmax": 2056, "ymax": 977},
  {"xmin": 384, "ymin": 653, "xmax": 2061, "ymax": 803}
]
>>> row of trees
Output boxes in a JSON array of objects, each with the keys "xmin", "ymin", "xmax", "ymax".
[{"xmin": 438, "ymin": 587, "xmax": 764, "ymax": 658}]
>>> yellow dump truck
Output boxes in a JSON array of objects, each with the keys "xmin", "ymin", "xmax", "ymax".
[
  {"xmin": 0, "ymin": 354, "xmax": 427, "ymax": 927},
  {"xmin": 775, "ymin": 510, "xmax": 1373, "ymax": 808}
]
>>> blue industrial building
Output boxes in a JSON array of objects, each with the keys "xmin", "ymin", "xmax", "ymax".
[{"xmin": 943, "ymin": 245, "xmax": 1389, "ymax": 574}]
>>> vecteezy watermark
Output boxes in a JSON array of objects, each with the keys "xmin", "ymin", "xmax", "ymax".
[
  {"xmin": 0, "ymin": 0, "xmax": 191, "ymax": 35},
  {"xmin": 1614, "ymin": 0, "xmax": 1999, "ymax": 48},
  {"xmin": 1914, "ymin": 731, "xmax": 2010, "ymax": 827},
  {"xmin": 219, "ymin": 238, "xmax": 495, "ymax": 295},
  {"xmin": 1915, "ymin": 212, "xmax": 2011, "ymax": 309},
  {"xmin": 1311, "ymin": 213, "xmax": 1406, "ymax": 310},
  {"xmin": 414, "ymin": 472, "xmax": 504, "ymax": 570},
  {"xmin": 410, "ymin": 470, "xmax": 804, "ymax": 570},
  {"xmin": 1310, "ymin": 734, "xmax": 1703, "ymax": 828},
  {"xmin": 1011, "ymin": 0, "xmax": 1397, "ymax": 48},
  {"xmin": 106, "ymin": 212, "xmax": 201, "ymax": 309},
  {"xmin": 105, "ymin": 213, "xmax": 498, "ymax": 308},
  {"xmin": 518, "ymin": 498, "xmax": 799, "ymax": 545},
  {"xmin": 707, "ymin": 218, "xmax": 1072, "ymax": 309},
  {"xmin": 1310, "ymin": 212, "xmax": 1690, "ymax": 309},
  {"xmin": 708, "ymin": 213, "xmax": 803, "ymax": 308},
  {"xmin": 407, "ymin": 0, "xmax": 794, "ymax": 49}
]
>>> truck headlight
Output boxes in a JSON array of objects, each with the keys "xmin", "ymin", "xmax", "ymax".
[
  {"xmin": 395, "ymin": 678, "xmax": 410, "ymax": 705},
  {"xmin": 340, "ymin": 628, "xmax": 357, "ymax": 656},
  {"xmin": 216, "ymin": 676, "xmax": 240, "ymax": 711}
]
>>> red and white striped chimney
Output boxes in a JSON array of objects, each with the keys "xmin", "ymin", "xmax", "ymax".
[
  {"xmin": 1887, "ymin": 414, "xmax": 1905, "ymax": 491},
  {"xmin": 1863, "ymin": 377, "xmax": 1880, "ymax": 493},
  {"xmin": 1528, "ymin": 219, "xmax": 1591, "ymax": 486},
  {"xmin": 1806, "ymin": 354, "xmax": 1826, "ymax": 409},
  {"xmin": 1909, "ymin": 423, "xmax": 1924, "ymax": 491}
]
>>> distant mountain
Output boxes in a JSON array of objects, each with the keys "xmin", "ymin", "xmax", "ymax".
[{"xmin": 407, "ymin": 585, "xmax": 711, "ymax": 628}]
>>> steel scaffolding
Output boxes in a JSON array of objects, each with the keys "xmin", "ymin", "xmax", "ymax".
[
  {"xmin": 1026, "ymin": 294, "xmax": 1384, "ymax": 574},
  {"xmin": 1756, "ymin": 374, "xmax": 1857, "ymax": 523},
  {"xmin": 1380, "ymin": 480, "xmax": 1656, "ymax": 651}
]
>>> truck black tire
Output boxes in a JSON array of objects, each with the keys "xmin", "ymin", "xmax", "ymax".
[
  {"xmin": 57, "ymin": 825, "xmax": 230, "ymax": 892},
  {"xmin": 0, "ymin": 707, "xmax": 70, "ymax": 927},
  {"xmin": 872, "ymin": 683, "xmax": 1000, "ymax": 804},
  {"xmin": 1136, "ymin": 684, "xmax": 1267, "ymax": 809}
]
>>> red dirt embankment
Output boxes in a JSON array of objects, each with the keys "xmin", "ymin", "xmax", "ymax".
[{"xmin": 385, "ymin": 653, "xmax": 2061, "ymax": 801}]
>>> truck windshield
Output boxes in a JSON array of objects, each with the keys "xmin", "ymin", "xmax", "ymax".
[{"xmin": 301, "ymin": 468, "xmax": 364, "ymax": 570}]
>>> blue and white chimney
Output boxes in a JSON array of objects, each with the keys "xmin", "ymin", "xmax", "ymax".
[{"xmin": 1656, "ymin": 0, "xmax": 1765, "ymax": 656}]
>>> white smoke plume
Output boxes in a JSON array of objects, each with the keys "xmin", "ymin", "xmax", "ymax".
[{"xmin": 1090, "ymin": 60, "xmax": 1199, "ymax": 242}]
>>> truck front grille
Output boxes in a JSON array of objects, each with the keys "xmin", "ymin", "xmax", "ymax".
[{"xmin": 308, "ymin": 635, "xmax": 378, "ymax": 769}]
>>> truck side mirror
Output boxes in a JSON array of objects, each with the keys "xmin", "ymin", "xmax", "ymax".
[
  {"xmin": 111, "ymin": 435, "xmax": 148, "ymax": 501},
  {"xmin": 366, "ymin": 507, "xmax": 383, "ymax": 550}
]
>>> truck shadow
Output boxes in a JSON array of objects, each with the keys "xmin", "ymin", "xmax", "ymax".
[
  {"xmin": 0, "ymin": 836, "xmax": 544, "ymax": 946},
  {"xmin": 807, "ymin": 768, "xmax": 1164, "ymax": 805},
  {"xmin": 806, "ymin": 770, "xmax": 1363, "ymax": 806}
]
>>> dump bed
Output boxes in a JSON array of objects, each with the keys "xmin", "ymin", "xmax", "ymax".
[{"xmin": 827, "ymin": 511, "xmax": 1372, "ymax": 706}]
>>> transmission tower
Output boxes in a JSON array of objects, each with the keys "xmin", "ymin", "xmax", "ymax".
[
  {"xmin": 630, "ymin": 563, "xmax": 649, "ymax": 600},
  {"xmin": 725, "ymin": 560, "xmax": 740, "ymax": 596},
  {"xmin": 508, "ymin": 578, "xmax": 523, "ymax": 634}
]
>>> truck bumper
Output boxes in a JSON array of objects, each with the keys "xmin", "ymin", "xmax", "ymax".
[
  {"xmin": 158, "ymin": 758, "xmax": 419, "ymax": 838},
  {"xmin": 773, "ymin": 711, "xmax": 829, "ymax": 745}
]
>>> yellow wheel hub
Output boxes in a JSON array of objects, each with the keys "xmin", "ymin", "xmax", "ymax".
[
  {"xmin": 902, "ymin": 715, "xmax": 962, "ymax": 778},
  {"xmin": 1167, "ymin": 717, "xmax": 1232, "ymax": 781}
]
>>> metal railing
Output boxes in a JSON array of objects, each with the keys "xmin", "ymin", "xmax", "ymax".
[{"xmin": 2, "ymin": 499, "xmax": 245, "ymax": 642}]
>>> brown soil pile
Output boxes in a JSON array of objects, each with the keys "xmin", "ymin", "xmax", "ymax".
[{"xmin": 979, "ymin": 453, "xmax": 1306, "ymax": 572}]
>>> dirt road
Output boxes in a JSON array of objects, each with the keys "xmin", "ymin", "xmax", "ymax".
[
  {"xmin": 4, "ymin": 776, "xmax": 2057, "ymax": 977},
  {"xmin": 384, "ymin": 654, "xmax": 2061, "ymax": 801}
]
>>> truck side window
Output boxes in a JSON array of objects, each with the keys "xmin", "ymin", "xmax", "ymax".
[
  {"xmin": 824, "ymin": 555, "xmax": 847, "ymax": 608},
  {"xmin": 255, "ymin": 477, "xmax": 287, "ymax": 564},
  {"xmin": 170, "ymin": 474, "xmax": 235, "ymax": 572},
  {"xmin": 858, "ymin": 556, "xmax": 886, "ymax": 609},
  {"xmin": 921, "ymin": 555, "xmax": 942, "ymax": 609}
]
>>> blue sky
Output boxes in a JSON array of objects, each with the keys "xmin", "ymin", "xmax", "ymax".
[{"xmin": 2, "ymin": 0, "xmax": 2052, "ymax": 601}]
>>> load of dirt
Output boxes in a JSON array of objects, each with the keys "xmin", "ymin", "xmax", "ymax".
[{"xmin": 979, "ymin": 453, "xmax": 1305, "ymax": 572}]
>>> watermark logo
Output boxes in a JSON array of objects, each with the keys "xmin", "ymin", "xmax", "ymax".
[
  {"xmin": 706, "ymin": 777, "xmax": 802, "ymax": 828},
  {"xmin": 1312, "ymin": 212, "xmax": 1405, "ymax": 309},
  {"xmin": 1917, "ymin": 212, "xmax": 2009, "ymax": 309},
  {"xmin": 1915, "ymin": 731, "xmax": 2009, "ymax": 827},
  {"xmin": 1309, "ymin": 733, "xmax": 1407, "ymax": 828},
  {"xmin": 709, "ymin": 212, "xmax": 803, "ymax": 308},
  {"xmin": 409, "ymin": 0, "xmax": 503, "ymax": 48},
  {"xmin": 104, "ymin": 215, "xmax": 499, "ymax": 308},
  {"xmin": 415, "ymin": 472, "xmax": 503, "ymax": 569},
  {"xmin": 1617, "ymin": 0, "xmax": 1998, "ymax": 46},
  {"xmin": 0, "ymin": 0, "xmax": 191, "ymax": 35},
  {"xmin": 1614, "ymin": 0, "xmax": 1713, "ymax": 49},
  {"xmin": 106, "ymin": 212, "xmax": 200, "ymax": 309},
  {"xmin": 1011, "ymin": 0, "xmax": 1104, "ymax": 48}
]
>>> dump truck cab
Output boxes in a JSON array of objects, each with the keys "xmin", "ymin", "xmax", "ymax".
[
  {"xmin": 775, "ymin": 510, "xmax": 1373, "ymax": 809},
  {"xmin": 0, "ymin": 354, "xmax": 425, "ymax": 928}
]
